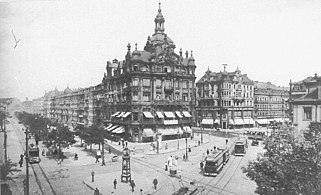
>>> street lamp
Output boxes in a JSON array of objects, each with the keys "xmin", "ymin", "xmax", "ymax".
[
  {"xmin": 185, "ymin": 133, "xmax": 188, "ymax": 160},
  {"xmin": 177, "ymin": 129, "xmax": 180, "ymax": 150}
]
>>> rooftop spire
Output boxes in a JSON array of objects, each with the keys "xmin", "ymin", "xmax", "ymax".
[{"xmin": 154, "ymin": 1, "xmax": 165, "ymax": 34}]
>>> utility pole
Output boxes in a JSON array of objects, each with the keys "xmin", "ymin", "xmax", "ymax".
[
  {"xmin": 25, "ymin": 127, "xmax": 30, "ymax": 195},
  {"xmin": 185, "ymin": 135, "xmax": 188, "ymax": 160},
  {"xmin": 4, "ymin": 111, "xmax": 7, "ymax": 164}
]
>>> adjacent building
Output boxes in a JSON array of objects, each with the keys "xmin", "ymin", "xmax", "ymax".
[
  {"xmin": 254, "ymin": 81, "xmax": 289, "ymax": 126},
  {"xmin": 196, "ymin": 67, "xmax": 254, "ymax": 129},
  {"xmin": 102, "ymin": 3, "xmax": 196, "ymax": 142},
  {"xmin": 290, "ymin": 74, "xmax": 321, "ymax": 139}
]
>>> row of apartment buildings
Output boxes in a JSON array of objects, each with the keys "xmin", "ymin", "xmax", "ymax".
[{"xmin": 18, "ymin": 3, "xmax": 291, "ymax": 142}]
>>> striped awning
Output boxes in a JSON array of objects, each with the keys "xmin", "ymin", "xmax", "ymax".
[
  {"xmin": 143, "ymin": 112, "xmax": 154, "ymax": 118},
  {"xmin": 156, "ymin": 111, "xmax": 164, "ymax": 118},
  {"xmin": 107, "ymin": 125, "xmax": 119, "ymax": 132},
  {"xmin": 164, "ymin": 112, "xmax": 175, "ymax": 118},
  {"xmin": 104, "ymin": 124, "xmax": 113, "ymax": 130},
  {"xmin": 175, "ymin": 111, "xmax": 183, "ymax": 118},
  {"xmin": 117, "ymin": 112, "xmax": 126, "ymax": 118},
  {"xmin": 182, "ymin": 111, "xmax": 192, "ymax": 117},
  {"xmin": 122, "ymin": 112, "xmax": 131, "ymax": 118},
  {"xmin": 113, "ymin": 126, "xmax": 125, "ymax": 134},
  {"xmin": 111, "ymin": 112, "xmax": 120, "ymax": 117}
]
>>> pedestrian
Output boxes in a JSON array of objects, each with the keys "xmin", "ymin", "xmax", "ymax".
[
  {"xmin": 140, "ymin": 189, "xmax": 144, "ymax": 195},
  {"xmin": 20, "ymin": 154, "xmax": 24, "ymax": 161},
  {"xmin": 153, "ymin": 178, "xmax": 158, "ymax": 190},
  {"xmin": 198, "ymin": 140, "xmax": 200, "ymax": 146},
  {"xmin": 57, "ymin": 159, "xmax": 62, "ymax": 166},
  {"xmin": 188, "ymin": 145, "xmax": 191, "ymax": 152},
  {"xmin": 95, "ymin": 154, "xmax": 99, "ymax": 163},
  {"xmin": 174, "ymin": 156, "xmax": 178, "ymax": 166},
  {"xmin": 165, "ymin": 161, "xmax": 168, "ymax": 171},
  {"xmin": 125, "ymin": 140, "xmax": 128, "ymax": 147},
  {"xmin": 94, "ymin": 188, "xmax": 99, "ymax": 195},
  {"xmin": 91, "ymin": 171, "xmax": 95, "ymax": 182},
  {"xmin": 206, "ymin": 149, "xmax": 209, "ymax": 156},
  {"xmin": 130, "ymin": 180, "xmax": 136, "ymax": 192},
  {"xmin": 168, "ymin": 156, "xmax": 173, "ymax": 167},
  {"xmin": 19, "ymin": 159, "xmax": 23, "ymax": 167},
  {"xmin": 42, "ymin": 149, "xmax": 45, "ymax": 156},
  {"xmin": 74, "ymin": 153, "xmax": 78, "ymax": 160},
  {"xmin": 183, "ymin": 153, "xmax": 186, "ymax": 160},
  {"xmin": 113, "ymin": 179, "xmax": 117, "ymax": 189},
  {"xmin": 200, "ymin": 161, "xmax": 204, "ymax": 170},
  {"xmin": 226, "ymin": 139, "xmax": 228, "ymax": 145}
]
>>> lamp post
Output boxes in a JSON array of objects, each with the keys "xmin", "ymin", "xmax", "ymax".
[
  {"xmin": 185, "ymin": 133, "xmax": 188, "ymax": 160},
  {"xmin": 201, "ymin": 125, "xmax": 203, "ymax": 144},
  {"xmin": 177, "ymin": 129, "xmax": 180, "ymax": 150},
  {"xmin": 25, "ymin": 127, "xmax": 30, "ymax": 195}
]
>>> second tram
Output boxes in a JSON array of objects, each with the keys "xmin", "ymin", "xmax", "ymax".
[{"xmin": 234, "ymin": 137, "xmax": 248, "ymax": 156}]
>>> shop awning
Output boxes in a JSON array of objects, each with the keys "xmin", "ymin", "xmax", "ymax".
[
  {"xmin": 158, "ymin": 127, "xmax": 182, "ymax": 135},
  {"xmin": 244, "ymin": 118, "xmax": 255, "ymax": 125},
  {"xmin": 164, "ymin": 112, "xmax": 175, "ymax": 118},
  {"xmin": 143, "ymin": 128, "xmax": 155, "ymax": 137},
  {"xmin": 201, "ymin": 119, "xmax": 213, "ymax": 125},
  {"xmin": 156, "ymin": 111, "xmax": 164, "ymax": 118},
  {"xmin": 182, "ymin": 111, "xmax": 192, "ymax": 117},
  {"xmin": 229, "ymin": 119, "xmax": 234, "ymax": 125},
  {"xmin": 183, "ymin": 126, "xmax": 192, "ymax": 133},
  {"xmin": 214, "ymin": 119, "xmax": 220, "ymax": 124},
  {"xmin": 143, "ymin": 112, "xmax": 154, "ymax": 118},
  {"xmin": 111, "ymin": 112, "xmax": 120, "ymax": 117},
  {"xmin": 107, "ymin": 125, "xmax": 119, "ymax": 132},
  {"xmin": 104, "ymin": 124, "xmax": 113, "ymax": 130},
  {"xmin": 175, "ymin": 111, "xmax": 183, "ymax": 118},
  {"xmin": 256, "ymin": 118, "xmax": 269, "ymax": 125},
  {"xmin": 122, "ymin": 112, "xmax": 131, "ymax": 118},
  {"xmin": 114, "ymin": 126, "xmax": 125, "ymax": 134},
  {"xmin": 234, "ymin": 118, "xmax": 245, "ymax": 125},
  {"xmin": 117, "ymin": 112, "xmax": 126, "ymax": 118}
]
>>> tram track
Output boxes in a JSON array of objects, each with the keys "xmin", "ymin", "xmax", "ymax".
[
  {"xmin": 131, "ymin": 156, "xmax": 177, "ymax": 193},
  {"xmin": 11, "ymin": 119, "xmax": 56, "ymax": 195}
]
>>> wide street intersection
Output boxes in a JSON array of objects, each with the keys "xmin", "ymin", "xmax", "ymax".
[{"xmin": 2, "ymin": 117, "xmax": 264, "ymax": 195}]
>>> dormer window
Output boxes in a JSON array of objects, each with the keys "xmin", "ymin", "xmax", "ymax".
[{"xmin": 133, "ymin": 63, "xmax": 139, "ymax": 71}]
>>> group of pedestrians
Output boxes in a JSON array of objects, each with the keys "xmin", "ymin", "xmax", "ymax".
[{"xmin": 93, "ymin": 178, "xmax": 158, "ymax": 194}]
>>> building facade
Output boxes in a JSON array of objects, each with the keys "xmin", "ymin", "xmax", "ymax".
[
  {"xmin": 102, "ymin": 4, "xmax": 196, "ymax": 142},
  {"xmin": 196, "ymin": 67, "xmax": 254, "ymax": 129},
  {"xmin": 254, "ymin": 81, "xmax": 289, "ymax": 126},
  {"xmin": 291, "ymin": 74, "xmax": 321, "ymax": 139}
]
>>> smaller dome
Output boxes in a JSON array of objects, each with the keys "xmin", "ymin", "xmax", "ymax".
[{"xmin": 150, "ymin": 33, "xmax": 174, "ymax": 44}]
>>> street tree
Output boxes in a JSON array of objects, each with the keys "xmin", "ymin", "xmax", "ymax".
[
  {"xmin": 46, "ymin": 124, "xmax": 76, "ymax": 159},
  {"xmin": 0, "ymin": 110, "xmax": 6, "ymax": 131},
  {"xmin": 82, "ymin": 124, "xmax": 105, "ymax": 152},
  {"xmin": 243, "ymin": 122, "xmax": 321, "ymax": 195}
]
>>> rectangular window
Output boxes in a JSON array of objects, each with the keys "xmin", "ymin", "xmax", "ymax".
[
  {"xmin": 143, "ymin": 92, "xmax": 150, "ymax": 101},
  {"xmin": 183, "ymin": 93, "xmax": 188, "ymax": 101},
  {"xmin": 303, "ymin": 107, "xmax": 312, "ymax": 120},
  {"xmin": 182, "ymin": 80, "xmax": 187, "ymax": 89},
  {"xmin": 155, "ymin": 79, "xmax": 161, "ymax": 88},
  {"xmin": 133, "ymin": 92, "xmax": 138, "ymax": 101},
  {"xmin": 132, "ymin": 78, "xmax": 139, "ymax": 86},
  {"xmin": 175, "ymin": 81, "xmax": 179, "ymax": 88},
  {"xmin": 143, "ymin": 79, "xmax": 150, "ymax": 87}
]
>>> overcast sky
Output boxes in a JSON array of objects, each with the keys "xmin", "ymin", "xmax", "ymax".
[{"xmin": 1, "ymin": 0, "xmax": 320, "ymax": 101}]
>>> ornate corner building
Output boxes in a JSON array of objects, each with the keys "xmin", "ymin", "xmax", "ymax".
[
  {"xmin": 196, "ymin": 67, "xmax": 255, "ymax": 129},
  {"xmin": 102, "ymin": 3, "xmax": 196, "ymax": 142}
]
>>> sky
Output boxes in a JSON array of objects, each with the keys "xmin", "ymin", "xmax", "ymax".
[{"xmin": 0, "ymin": 0, "xmax": 320, "ymax": 101}]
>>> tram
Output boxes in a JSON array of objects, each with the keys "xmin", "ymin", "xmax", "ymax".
[
  {"xmin": 234, "ymin": 137, "xmax": 248, "ymax": 156},
  {"xmin": 28, "ymin": 144, "xmax": 41, "ymax": 164},
  {"xmin": 203, "ymin": 149, "xmax": 230, "ymax": 176}
]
